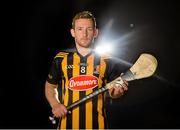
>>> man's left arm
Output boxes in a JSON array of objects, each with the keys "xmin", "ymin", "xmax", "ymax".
[{"xmin": 105, "ymin": 58, "xmax": 129, "ymax": 98}]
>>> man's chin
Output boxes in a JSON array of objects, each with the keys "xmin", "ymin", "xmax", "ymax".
[{"xmin": 80, "ymin": 43, "xmax": 91, "ymax": 48}]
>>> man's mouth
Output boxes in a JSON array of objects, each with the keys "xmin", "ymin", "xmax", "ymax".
[{"xmin": 81, "ymin": 37, "xmax": 89, "ymax": 40}]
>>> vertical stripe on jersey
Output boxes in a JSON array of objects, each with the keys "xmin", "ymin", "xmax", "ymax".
[
  {"xmin": 98, "ymin": 57, "xmax": 106, "ymax": 129},
  {"xmin": 85, "ymin": 54, "xmax": 94, "ymax": 129},
  {"xmin": 60, "ymin": 55, "xmax": 68, "ymax": 129},
  {"xmin": 61, "ymin": 78, "xmax": 65, "ymax": 103},
  {"xmin": 102, "ymin": 79, "xmax": 108, "ymax": 129},
  {"xmin": 72, "ymin": 53, "xmax": 80, "ymax": 129},
  {"xmin": 66, "ymin": 53, "xmax": 74, "ymax": 129},
  {"xmin": 92, "ymin": 55, "xmax": 100, "ymax": 129},
  {"xmin": 79, "ymin": 55, "xmax": 87, "ymax": 129}
]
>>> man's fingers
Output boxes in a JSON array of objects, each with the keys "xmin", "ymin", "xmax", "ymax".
[
  {"xmin": 113, "ymin": 86, "xmax": 124, "ymax": 94},
  {"xmin": 52, "ymin": 104, "xmax": 68, "ymax": 118},
  {"xmin": 121, "ymin": 83, "xmax": 128, "ymax": 91},
  {"xmin": 60, "ymin": 108, "xmax": 68, "ymax": 117},
  {"xmin": 119, "ymin": 87, "xmax": 124, "ymax": 94},
  {"xmin": 123, "ymin": 80, "xmax": 128, "ymax": 86},
  {"xmin": 54, "ymin": 110, "xmax": 66, "ymax": 118},
  {"xmin": 115, "ymin": 79, "xmax": 128, "ymax": 91},
  {"xmin": 62, "ymin": 106, "xmax": 68, "ymax": 113},
  {"xmin": 114, "ymin": 82, "xmax": 128, "ymax": 93}
]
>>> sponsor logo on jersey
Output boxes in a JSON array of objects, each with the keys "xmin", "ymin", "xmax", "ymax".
[
  {"xmin": 68, "ymin": 75, "xmax": 98, "ymax": 91},
  {"xmin": 66, "ymin": 65, "xmax": 74, "ymax": 69}
]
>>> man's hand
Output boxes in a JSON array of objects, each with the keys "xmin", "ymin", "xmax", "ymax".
[
  {"xmin": 52, "ymin": 104, "xmax": 68, "ymax": 118},
  {"xmin": 109, "ymin": 77, "xmax": 128, "ymax": 98}
]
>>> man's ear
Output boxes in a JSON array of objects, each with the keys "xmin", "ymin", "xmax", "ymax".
[
  {"xmin": 70, "ymin": 29, "xmax": 75, "ymax": 37},
  {"xmin": 94, "ymin": 28, "xmax": 99, "ymax": 38}
]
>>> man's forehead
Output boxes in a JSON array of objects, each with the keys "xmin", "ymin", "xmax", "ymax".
[{"xmin": 75, "ymin": 19, "xmax": 94, "ymax": 26}]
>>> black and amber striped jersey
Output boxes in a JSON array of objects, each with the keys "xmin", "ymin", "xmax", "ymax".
[{"xmin": 47, "ymin": 48, "xmax": 124, "ymax": 129}]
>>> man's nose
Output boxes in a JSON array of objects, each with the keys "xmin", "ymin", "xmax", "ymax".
[{"xmin": 82, "ymin": 30, "xmax": 88, "ymax": 36}]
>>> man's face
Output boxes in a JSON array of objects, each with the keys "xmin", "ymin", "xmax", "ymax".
[{"xmin": 71, "ymin": 18, "xmax": 98, "ymax": 48}]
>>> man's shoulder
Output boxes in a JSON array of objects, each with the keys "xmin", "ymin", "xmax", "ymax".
[
  {"xmin": 55, "ymin": 51, "xmax": 69, "ymax": 58},
  {"xmin": 100, "ymin": 53, "xmax": 112, "ymax": 60},
  {"xmin": 54, "ymin": 48, "xmax": 76, "ymax": 59}
]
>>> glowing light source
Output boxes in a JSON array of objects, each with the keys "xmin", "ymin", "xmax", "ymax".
[{"xmin": 95, "ymin": 43, "xmax": 113, "ymax": 55}]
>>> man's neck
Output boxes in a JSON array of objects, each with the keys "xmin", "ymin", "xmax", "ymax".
[{"xmin": 76, "ymin": 46, "xmax": 91, "ymax": 56}]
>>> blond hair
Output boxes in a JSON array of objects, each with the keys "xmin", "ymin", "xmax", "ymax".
[{"xmin": 72, "ymin": 11, "xmax": 96, "ymax": 29}]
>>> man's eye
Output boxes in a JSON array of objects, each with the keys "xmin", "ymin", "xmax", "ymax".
[
  {"xmin": 77, "ymin": 28, "xmax": 82, "ymax": 31},
  {"xmin": 88, "ymin": 28, "xmax": 93, "ymax": 31}
]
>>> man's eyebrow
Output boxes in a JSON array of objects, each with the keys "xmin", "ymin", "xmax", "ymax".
[
  {"xmin": 75, "ymin": 26, "xmax": 94, "ymax": 29},
  {"xmin": 76, "ymin": 27, "xmax": 83, "ymax": 28}
]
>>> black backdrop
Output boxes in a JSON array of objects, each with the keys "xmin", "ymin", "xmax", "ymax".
[{"xmin": 1, "ymin": 0, "xmax": 180, "ymax": 128}]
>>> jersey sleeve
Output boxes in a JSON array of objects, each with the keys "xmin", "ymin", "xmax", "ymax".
[
  {"xmin": 46, "ymin": 58, "xmax": 61, "ymax": 85},
  {"xmin": 105, "ymin": 58, "xmax": 128, "ymax": 83}
]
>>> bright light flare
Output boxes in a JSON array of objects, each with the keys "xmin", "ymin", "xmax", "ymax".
[{"xmin": 95, "ymin": 43, "xmax": 113, "ymax": 55}]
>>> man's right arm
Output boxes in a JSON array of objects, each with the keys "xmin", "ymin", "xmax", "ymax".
[
  {"xmin": 45, "ymin": 81, "xmax": 67, "ymax": 117},
  {"xmin": 45, "ymin": 81, "xmax": 60, "ymax": 108}
]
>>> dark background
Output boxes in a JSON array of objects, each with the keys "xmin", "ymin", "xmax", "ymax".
[{"xmin": 1, "ymin": 0, "xmax": 179, "ymax": 128}]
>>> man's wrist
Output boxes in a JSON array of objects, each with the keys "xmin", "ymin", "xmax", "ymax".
[{"xmin": 51, "ymin": 102, "xmax": 61, "ymax": 108}]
